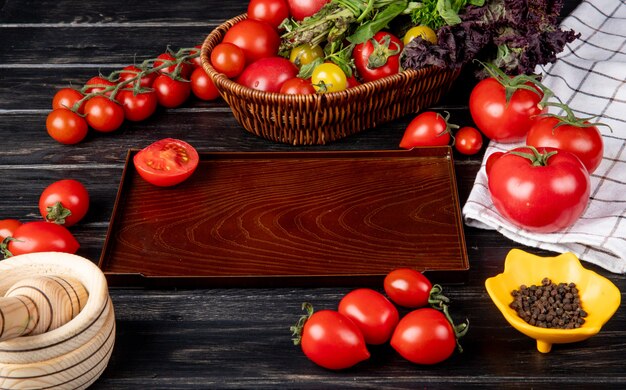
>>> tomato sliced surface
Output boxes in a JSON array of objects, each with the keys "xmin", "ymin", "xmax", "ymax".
[{"xmin": 133, "ymin": 138, "xmax": 199, "ymax": 187}]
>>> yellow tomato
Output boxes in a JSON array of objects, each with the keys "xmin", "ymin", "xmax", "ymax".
[
  {"xmin": 311, "ymin": 63, "xmax": 347, "ymax": 93},
  {"xmin": 403, "ymin": 26, "xmax": 437, "ymax": 45},
  {"xmin": 289, "ymin": 44, "xmax": 324, "ymax": 67}
]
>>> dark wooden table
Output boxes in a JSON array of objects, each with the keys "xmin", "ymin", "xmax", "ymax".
[{"xmin": 2, "ymin": 0, "xmax": 625, "ymax": 388}]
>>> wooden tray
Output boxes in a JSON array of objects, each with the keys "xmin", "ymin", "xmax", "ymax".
[{"xmin": 99, "ymin": 148, "xmax": 469, "ymax": 287}]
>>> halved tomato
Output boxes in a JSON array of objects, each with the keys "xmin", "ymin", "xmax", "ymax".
[{"xmin": 133, "ymin": 138, "xmax": 199, "ymax": 187}]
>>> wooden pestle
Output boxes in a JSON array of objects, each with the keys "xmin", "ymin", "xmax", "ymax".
[{"xmin": 0, "ymin": 275, "xmax": 88, "ymax": 342}]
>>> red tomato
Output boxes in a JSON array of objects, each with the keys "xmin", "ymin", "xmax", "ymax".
[
  {"xmin": 353, "ymin": 31, "xmax": 403, "ymax": 83},
  {"xmin": 84, "ymin": 76, "xmax": 116, "ymax": 95},
  {"xmin": 237, "ymin": 57, "xmax": 298, "ymax": 93},
  {"xmin": 526, "ymin": 116, "xmax": 604, "ymax": 174},
  {"xmin": 470, "ymin": 78, "xmax": 545, "ymax": 143},
  {"xmin": 338, "ymin": 288, "xmax": 399, "ymax": 345},
  {"xmin": 133, "ymin": 138, "xmax": 199, "ymax": 187},
  {"xmin": 222, "ymin": 19, "xmax": 280, "ymax": 64},
  {"xmin": 296, "ymin": 306, "xmax": 370, "ymax": 370},
  {"xmin": 455, "ymin": 126, "xmax": 483, "ymax": 155},
  {"xmin": 0, "ymin": 219, "xmax": 22, "ymax": 241},
  {"xmin": 117, "ymin": 90, "xmax": 158, "ymax": 122},
  {"xmin": 46, "ymin": 108, "xmax": 89, "ymax": 145},
  {"xmin": 39, "ymin": 179, "xmax": 90, "ymax": 227},
  {"xmin": 346, "ymin": 75, "xmax": 361, "ymax": 89},
  {"xmin": 84, "ymin": 96, "xmax": 125, "ymax": 132},
  {"xmin": 52, "ymin": 88, "xmax": 85, "ymax": 114},
  {"xmin": 399, "ymin": 111, "xmax": 452, "ymax": 148},
  {"xmin": 287, "ymin": 0, "xmax": 330, "ymax": 20},
  {"xmin": 488, "ymin": 146, "xmax": 590, "ymax": 232},
  {"xmin": 391, "ymin": 308, "xmax": 458, "ymax": 365},
  {"xmin": 189, "ymin": 45, "xmax": 203, "ymax": 69},
  {"xmin": 2, "ymin": 221, "xmax": 79, "ymax": 258},
  {"xmin": 485, "ymin": 151, "xmax": 504, "ymax": 176},
  {"xmin": 153, "ymin": 53, "xmax": 192, "ymax": 79},
  {"xmin": 248, "ymin": 0, "xmax": 290, "ymax": 29},
  {"xmin": 279, "ymin": 77, "xmax": 316, "ymax": 94},
  {"xmin": 119, "ymin": 65, "xmax": 157, "ymax": 88},
  {"xmin": 384, "ymin": 268, "xmax": 432, "ymax": 308},
  {"xmin": 153, "ymin": 74, "xmax": 191, "ymax": 108},
  {"xmin": 210, "ymin": 42, "xmax": 246, "ymax": 79},
  {"xmin": 190, "ymin": 67, "xmax": 220, "ymax": 101}
]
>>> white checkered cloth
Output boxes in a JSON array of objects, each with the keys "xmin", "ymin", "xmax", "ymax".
[{"xmin": 462, "ymin": 0, "xmax": 626, "ymax": 273}]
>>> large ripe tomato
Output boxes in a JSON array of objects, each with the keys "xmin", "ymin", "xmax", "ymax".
[
  {"xmin": 117, "ymin": 90, "xmax": 158, "ymax": 122},
  {"xmin": 485, "ymin": 151, "xmax": 504, "ymax": 176},
  {"xmin": 311, "ymin": 62, "xmax": 347, "ymax": 93},
  {"xmin": 469, "ymin": 77, "xmax": 545, "ymax": 143},
  {"xmin": 84, "ymin": 76, "xmax": 116, "ymax": 95},
  {"xmin": 0, "ymin": 219, "xmax": 22, "ymax": 241},
  {"xmin": 293, "ymin": 304, "xmax": 370, "ymax": 370},
  {"xmin": 1, "ymin": 221, "xmax": 79, "ymax": 258},
  {"xmin": 279, "ymin": 77, "xmax": 316, "ymax": 94},
  {"xmin": 353, "ymin": 31, "xmax": 403, "ymax": 83},
  {"xmin": 46, "ymin": 108, "xmax": 89, "ymax": 145},
  {"xmin": 399, "ymin": 111, "xmax": 452, "ymax": 148},
  {"xmin": 190, "ymin": 67, "xmax": 220, "ymax": 100},
  {"xmin": 248, "ymin": 0, "xmax": 290, "ymax": 29},
  {"xmin": 526, "ymin": 116, "xmax": 604, "ymax": 174},
  {"xmin": 391, "ymin": 308, "xmax": 458, "ymax": 365},
  {"xmin": 84, "ymin": 96, "xmax": 125, "ymax": 132},
  {"xmin": 52, "ymin": 88, "xmax": 85, "ymax": 113},
  {"xmin": 119, "ymin": 65, "xmax": 157, "ymax": 89},
  {"xmin": 287, "ymin": 0, "xmax": 330, "ymax": 21},
  {"xmin": 338, "ymin": 288, "xmax": 399, "ymax": 345},
  {"xmin": 39, "ymin": 179, "xmax": 90, "ymax": 227},
  {"xmin": 488, "ymin": 146, "xmax": 590, "ymax": 232},
  {"xmin": 222, "ymin": 19, "xmax": 280, "ymax": 64},
  {"xmin": 455, "ymin": 126, "xmax": 483, "ymax": 156},
  {"xmin": 210, "ymin": 42, "xmax": 246, "ymax": 79},
  {"xmin": 237, "ymin": 57, "xmax": 298, "ymax": 93},
  {"xmin": 133, "ymin": 138, "xmax": 199, "ymax": 187},
  {"xmin": 153, "ymin": 74, "xmax": 191, "ymax": 108},
  {"xmin": 384, "ymin": 268, "xmax": 432, "ymax": 308}
]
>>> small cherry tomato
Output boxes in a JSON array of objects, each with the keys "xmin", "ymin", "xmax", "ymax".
[
  {"xmin": 222, "ymin": 19, "xmax": 280, "ymax": 64},
  {"xmin": 52, "ymin": 88, "xmax": 85, "ymax": 114},
  {"xmin": 399, "ymin": 111, "xmax": 452, "ymax": 148},
  {"xmin": 0, "ymin": 219, "xmax": 22, "ymax": 241},
  {"xmin": 117, "ymin": 90, "xmax": 158, "ymax": 122},
  {"xmin": 248, "ymin": 0, "xmax": 290, "ymax": 29},
  {"xmin": 287, "ymin": 0, "xmax": 330, "ymax": 21},
  {"xmin": 153, "ymin": 53, "xmax": 192, "ymax": 79},
  {"xmin": 39, "ymin": 179, "xmax": 90, "ymax": 227},
  {"xmin": 455, "ymin": 126, "xmax": 483, "ymax": 155},
  {"xmin": 84, "ymin": 76, "xmax": 116, "ymax": 95},
  {"xmin": 190, "ymin": 67, "xmax": 220, "ymax": 100},
  {"xmin": 353, "ymin": 31, "xmax": 403, "ymax": 82},
  {"xmin": 403, "ymin": 25, "xmax": 437, "ymax": 45},
  {"xmin": 311, "ymin": 63, "xmax": 347, "ymax": 93},
  {"xmin": 237, "ymin": 57, "xmax": 298, "ymax": 93},
  {"xmin": 338, "ymin": 288, "xmax": 399, "ymax": 345},
  {"xmin": 384, "ymin": 268, "xmax": 433, "ymax": 308},
  {"xmin": 391, "ymin": 308, "xmax": 458, "ymax": 365},
  {"xmin": 84, "ymin": 96, "xmax": 125, "ymax": 132},
  {"xmin": 153, "ymin": 74, "xmax": 191, "ymax": 108},
  {"xmin": 118, "ymin": 65, "xmax": 157, "ymax": 88},
  {"xmin": 189, "ymin": 44, "xmax": 204, "ymax": 69},
  {"xmin": 2, "ymin": 221, "xmax": 79, "ymax": 258},
  {"xmin": 289, "ymin": 44, "xmax": 324, "ymax": 67},
  {"xmin": 279, "ymin": 77, "xmax": 316, "ymax": 94},
  {"xmin": 293, "ymin": 304, "xmax": 370, "ymax": 370},
  {"xmin": 46, "ymin": 108, "xmax": 89, "ymax": 145},
  {"xmin": 346, "ymin": 75, "xmax": 361, "ymax": 89},
  {"xmin": 133, "ymin": 138, "xmax": 199, "ymax": 187},
  {"xmin": 210, "ymin": 42, "xmax": 246, "ymax": 79}
]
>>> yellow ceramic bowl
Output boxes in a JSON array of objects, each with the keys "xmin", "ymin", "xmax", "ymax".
[{"xmin": 485, "ymin": 249, "xmax": 621, "ymax": 353}]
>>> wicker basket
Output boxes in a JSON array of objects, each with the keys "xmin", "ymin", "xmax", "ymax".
[{"xmin": 201, "ymin": 14, "xmax": 460, "ymax": 146}]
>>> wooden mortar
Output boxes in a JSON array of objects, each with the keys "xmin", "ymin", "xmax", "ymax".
[{"xmin": 0, "ymin": 252, "xmax": 115, "ymax": 389}]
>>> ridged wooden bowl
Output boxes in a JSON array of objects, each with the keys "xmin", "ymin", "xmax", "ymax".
[
  {"xmin": 0, "ymin": 252, "xmax": 114, "ymax": 389},
  {"xmin": 201, "ymin": 14, "xmax": 461, "ymax": 145}
]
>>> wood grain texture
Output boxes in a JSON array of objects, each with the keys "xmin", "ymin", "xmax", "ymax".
[{"xmin": 3, "ymin": 0, "xmax": 622, "ymax": 389}]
